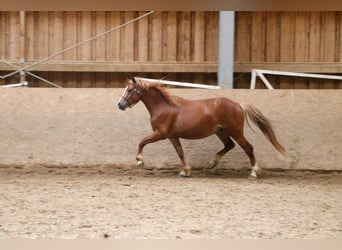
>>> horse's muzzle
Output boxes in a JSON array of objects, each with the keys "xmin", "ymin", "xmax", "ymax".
[{"xmin": 118, "ymin": 102, "xmax": 127, "ymax": 111}]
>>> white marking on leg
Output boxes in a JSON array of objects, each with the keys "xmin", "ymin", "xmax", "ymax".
[
  {"xmin": 179, "ymin": 165, "xmax": 191, "ymax": 177},
  {"xmin": 136, "ymin": 154, "xmax": 144, "ymax": 168},
  {"xmin": 250, "ymin": 163, "xmax": 261, "ymax": 178}
]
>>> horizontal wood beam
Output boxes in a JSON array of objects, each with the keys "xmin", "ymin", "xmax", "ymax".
[
  {"xmin": 234, "ymin": 62, "xmax": 342, "ymax": 73},
  {"xmin": 0, "ymin": 61, "xmax": 218, "ymax": 73},
  {"xmin": 2, "ymin": 61, "xmax": 342, "ymax": 74}
]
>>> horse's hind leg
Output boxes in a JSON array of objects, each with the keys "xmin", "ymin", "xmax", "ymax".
[
  {"xmin": 169, "ymin": 137, "xmax": 191, "ymax": 177},
  {"xmin": 232, "ymin": 135, "xmax": 261, "ymax": 178},
  {"xmin": 208, "ymin": 129, "xmax": 235, "ymax": 168}
]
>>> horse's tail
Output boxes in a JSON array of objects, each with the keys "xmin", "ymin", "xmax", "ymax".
[{"xmin": 240, "ymin": 104, "xmax": 286, "ymax": 155}]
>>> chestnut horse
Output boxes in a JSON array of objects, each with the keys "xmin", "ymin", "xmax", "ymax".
[{"xmin": 118, "ymin": 77, "xmax": 285, "ymax": 178}]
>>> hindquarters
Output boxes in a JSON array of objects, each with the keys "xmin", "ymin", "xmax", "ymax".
[
  {"xmin": 212, "ymin": 98, "xmax": 246, "ymax": 135},
  {"xmin": 211, "ymin": 98, "xmax": 260, "ymax": 176}
]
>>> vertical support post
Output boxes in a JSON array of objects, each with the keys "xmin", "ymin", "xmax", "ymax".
[
  {"xmin": 19, "ymin": 11, "xmax": 26, "ymax": 83},
  {"xmin": 218, "ymin": 11, "xmax": 235, "ymax": 89},
  {"xmin": 250, "ymin": 69, "xmax": 257, "ymax": 89}
]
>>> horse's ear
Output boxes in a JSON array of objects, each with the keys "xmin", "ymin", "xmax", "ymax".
[{"xmin": 132, "ymin": 77, "xmax": 138, "ymax": 85}]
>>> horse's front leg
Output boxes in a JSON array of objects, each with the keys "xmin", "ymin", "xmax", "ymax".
[
  {"xmin": 169, "ymin": 137, "xmax": 191, "ymax": 177},
  {"xmin": 136, "ymin": 131, "xmax": 165, "ymax": 168}
]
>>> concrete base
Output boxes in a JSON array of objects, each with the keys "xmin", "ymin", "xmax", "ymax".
[{"xmin": 0, "ymin": 88, "xmax": 341, "ymax": 171}]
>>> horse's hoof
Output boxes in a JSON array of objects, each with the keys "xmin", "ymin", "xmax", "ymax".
[
  {"xmin": 179, "ymin": 171, "xmax": 191, "ymax": 178},
  {"xmin": 249, "ymin": 171, "xmax": 258, "ymax": 178},
  {"xmin": 137, "ymin": 161, "xmax": 144, "ymax": 168},
  {"xmin": 208, "ymin": 160, "xmax": 217, "ymax": 169},
  {"xmin": 178, "ymin": 173, "xmax": 191, "ymax": 178}
]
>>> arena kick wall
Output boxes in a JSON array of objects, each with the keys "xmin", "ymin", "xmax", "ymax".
[{"xmin": 0, "ymin": 88, "xmax": 341, "ymax": 172}]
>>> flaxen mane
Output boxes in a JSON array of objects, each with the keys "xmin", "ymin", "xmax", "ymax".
[{"xmin": 139, "ymin": 80, "xmax": 179, "ymax": 107}]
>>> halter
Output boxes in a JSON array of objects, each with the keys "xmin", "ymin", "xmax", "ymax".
[{"xmin": 121, "ymin": 78, "xmax": 142, "ymax": 108}]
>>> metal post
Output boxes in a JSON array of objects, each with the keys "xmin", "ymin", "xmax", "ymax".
[
  {"xmin": 218, "ymin": 11, "xmax": 235, "ymax": 89},
  {"xmin": 19, "ymin": 11, "xmax": 26, "ymax": 84}
]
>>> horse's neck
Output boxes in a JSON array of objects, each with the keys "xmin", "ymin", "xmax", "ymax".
[{"xmin": 141, "ymin": 89, "xmax": 170, "ymax": 115}]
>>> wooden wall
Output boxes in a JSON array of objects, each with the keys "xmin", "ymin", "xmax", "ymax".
[
  {"xmin": 22, "ymin": 11, "xmax": 218, "ymax": 63},
  {"xmin": 0, "ymin": 11, "xmax": 218, "ymax": 87},
  {"xmin": 234, "ymin": 12, "xmax": 342, "ymax": 89},
  {"xmin": 1, "ymin": 11, "xmax": 342, "ymax": 88}
]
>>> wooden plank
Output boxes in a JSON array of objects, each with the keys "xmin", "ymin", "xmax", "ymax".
[
  {"xmin": 5, "ymin": 12, "xmax": 12, "ymax": 59},
  {"xmin": 4, "ymin": 61, "xmax": 342, "ymax": 74},
  {"xmin": 235, "ymin": 12, "xmax": 251, "ymax": 62},
  {"xmin": 0, "ymin": 12, "xmax": 5, "ymax": 59},
  {"xmin": 233, "ymin": 73, "xmax": 250, "ymax": 89},
  {"xmin": 19, "ymin": 11, "xmax": 25, "ymax": 60},
  {"xmin": 192, "ymin": 11, "xmax": 205, "ymax": 62},
  {"xmin": 265, "ymin": 12, "xmax": 279, "ymax": 61},
  {"xmin": 75, "ymin": 72, "xmax": 81, "ymax": 87},
  {"xmin": 95, "ymin": 72, "xmax": 106, "ymax": 87},
  {"xmin": 150, "ymin": 11, "xmax": 163, "ymax": 61},
  {"xmin": 321, "ymin": 12, "xmax": 335, "ymax": 62},
  {"xmin": 136, "ymin": 11, "xmax": 149, "ymax": 61},
  {"xmin": 64, "ymin": 72, "xmax": 77, "ymax": 88},
  {"xmin": 120, "ymin": 11, "xmax": 134, "ymax": 61},
  {"xmin": 320, "ymin": 12, "xmax": 336, "ymax": 89},
  {"xmin": 204, "ymin": 11, "xmax": 218, "ymax": 61},
  {"xmin": 279, "ymin": 12, "xmax": 295, "ymax": 88},
  {"xmin": 337, "ymin": 12, "xmax": 342, "ymax": 63},
  {"xmin": 164, "ymin": 11, "xmax": 177, "ymax": 61},
  {"xmin": 294, "ymin": 12, "xmax": 309, "ymax": 62},
  {"xmin": 279, "ymin": 12, "xmax": 295, "ymax": 62},
  {"xmin": 250, "ymin": 12, "xmax": 266, "ymax": 62},
  {"xmin": 79, "ymin": 72, "xmax": 92, "ymax": 88},
  {"xmin": 104, "ymin": 12, "xmax": 112, "ymax": 62},
  {"xmin": 94, "ymin": 11, "xmax": 106, "ymax": 62},
  {"xmin": 8, "ymin": 11, "xmax": 20, "ymax": 60},
  {"xmin": 308, "ymin": 12, "xmax": 322, "ymax": 62},
  {"xmin": 308, "ymin": 12, "xmax": 322, "ymax": 88},
  {"xmin": 177, "ymin": 11, "xmax": 191, "ymax": 61},
  {"xmin": 77, "ymin": 11, "xmax": 92, "ymax": 61},
  {"xmin": 49, "ymin": 11, "xmax": 64, "ymax": 61},
  {"xmin": 109, "ymin": 72, "xmax": 121, "ymax": 88},
  {"xmin": 63, "ymin": 11, "xmax": 77, "ymax": 61},
  {"xmin": 0, "ymin": 61, "xmax": 218, "ymax": 72},
  {"xmin": 293, "ymin": 12, "xmax": 309, "ymax": 88},
  {"xmin": 234, "ymin": 62, "xmax": 342, "ymax": 73},
  {"xmin": 37, "ymin": 12, "xmax": 50, "ymax": 60},
  {"xmin": 107, "ymin": 11, "xmax": 121, "ymax": 61},
  {"xmin": 24, "ymin": 12, "xmax": 35, "ymax": 61}
]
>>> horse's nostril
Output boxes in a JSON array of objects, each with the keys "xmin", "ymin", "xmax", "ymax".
[{"xmin": 118, "ymin": 102, "xmax": 126, "ymax": 110}]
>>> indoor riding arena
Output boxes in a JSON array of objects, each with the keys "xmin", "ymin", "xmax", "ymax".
[{"xmin": 0, "ymin": 11, "xmax": 341, "ymax": 239}]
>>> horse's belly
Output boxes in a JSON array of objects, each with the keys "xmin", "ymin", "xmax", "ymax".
[
  {"xmin": 170, "ymin": 102, "xmax": 223, "ymax": 139},
  {"xmin": 172, "ymin": 121, "xmax": 219, "ymax": 139}
]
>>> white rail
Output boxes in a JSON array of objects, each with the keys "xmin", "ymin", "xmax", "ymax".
[
  {"xmin": 137, "ymin": 77, "xmax": 221, "ymax": 89},
  {"xmin": 250, "ymin": 69, "xmax": 342, "ymax": 89},
  {"xmin": 0, "ymin": 81, "xmax": 28, "ymax": 88}
]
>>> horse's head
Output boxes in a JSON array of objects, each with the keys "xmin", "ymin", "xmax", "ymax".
[{"xmin": 117, "ymin": 77, "xmax": 142, "ymax": 111}]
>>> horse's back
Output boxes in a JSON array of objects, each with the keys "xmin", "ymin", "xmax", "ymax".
[
  {"xmin": 169, "ymin": 96, "xmax": 244, "ymax": 139},
  {"xmin": 177, "ymin": 96, "xmax": 241, "ymax": 118}
]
